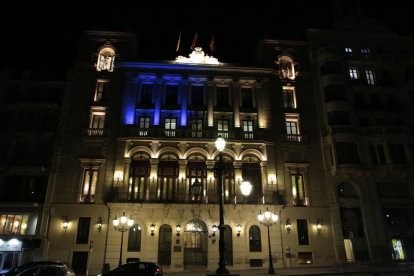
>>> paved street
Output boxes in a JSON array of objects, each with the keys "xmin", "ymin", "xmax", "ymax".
[{"xmin": 165, "ymin": 263, "xmax": 414, "ymax": 276}]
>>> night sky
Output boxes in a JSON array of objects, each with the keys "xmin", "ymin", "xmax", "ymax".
[{"xmin": 2, "ymin": 0, "xmax": 413, "ymax": 79}]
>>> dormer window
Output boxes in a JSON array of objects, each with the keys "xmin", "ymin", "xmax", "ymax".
[
  {"xmin": 96, "ymin": 41, "xmax": 116, "ymax": 72},
  {"xmin": 277, "ymin": 55, "xmax": 296, "ymax": 80}
]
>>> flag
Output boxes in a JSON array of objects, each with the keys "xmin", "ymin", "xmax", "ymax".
[
  {"xmin": 176, "ymin": 30, "xmax": 181, "ymax": 52},
  {"xmin": 191, "ymin": 31, "xmax": 198, "ymax": 50},
  {"xmin": 209, "ymin": 32, "xmax": 215, "ymax": 53}
]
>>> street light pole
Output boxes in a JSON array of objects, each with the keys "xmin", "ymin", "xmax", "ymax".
[
  {"xmin": 258, "ymin": 208, "xmax": 278, "ymax": 274},
  {"xmin": 113, "ymin": 212, "xmax": 134, "ymax": 267},
  {"xmin": 216, "ymin": 146, "xmax": 228, "ymax": 274}
]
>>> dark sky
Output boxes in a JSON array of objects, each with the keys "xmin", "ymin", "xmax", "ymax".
[{"xmin": 2, "ymin": 1, "xmax": 413, "ymax": 78}]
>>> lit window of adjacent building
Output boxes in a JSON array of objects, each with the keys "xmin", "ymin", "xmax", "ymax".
[
  {"xmin": 217, "ymin": 119, "xmax": 229, "ymax": 138},
  {"xmin": 94, "ymin": 79, "xmax": 109, "ymax": 102},
  {"xmin": 164, "ymin": 118, "xmax": 177, "ymax": 137},
  {"xmin": 243, "ymin": 120, "xmax": 254, "ymax": 139},
  {"xmin": 365, "ymin": 69, "xmax": 376, "ymax": 85},
  {"xmin": 349, "ymin": 67, "xmax": 359, "ymax": 79},
  {"xmin": 81, "ymin": 168, "xmax": 98, "ymax": 203},
  {"xmin": 283, "ymin": 86, "xmax": 297, "ymax": 109},
  {"xmin": 361, "ymin": 48, "xmax": 371, "ymax": 57},
  {"xmin": 277, "ymin": 55, "xmax": 296, "ymax": 80},
  {"xmin": 345, "ymin": 47, "xmax": 353, "ymax": 55},
  {"xmin": 291, "ymin": 173, "xmax": 306, "ymax": 206},
  {"xmin": 0, "ymin": 214, "xmax": 29, "ymax": 235},
  {"xmin": 89, "ymin": 107, "xmax": 106, "ymax": 136}
]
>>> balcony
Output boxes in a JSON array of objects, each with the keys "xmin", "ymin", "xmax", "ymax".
[
  {"xmin": 83, "ymin": 128, "xmax": 108, "ymax": 136},
  {"xmin": 281, "ymin": 134, "xmax": 307, "ymax": 143}
]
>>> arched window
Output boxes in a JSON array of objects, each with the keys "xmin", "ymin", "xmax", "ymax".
[
  {"xmin": 96, "ymin": 41, "xmax": 116, "ymax": 72},
  {"xmin": 187, "ymin": 154, "xmax": 207, "ymax": 202},
  {"xmin": 277, "ymin": 55, "xmax": 296, "ymax": 80},
  {"xmin": 127, "ymin": 224, "xmax": 142, "ymax": 252},
  {"xmin": 129, "ymin": 153, "xmax": 150, "ymax": 202},
  {"xmin": 158, "ymin": 154, "xmax": 179, "ymax": 201},
  {"xmin": 249, "ymin": 225, "xmax": 261, "ymax": 252},
  {"xmin": 214, "ymin": 154, "xmax": 234, "ymax": 203},
  {"xmin": 242, "ymin": 155, "xmax": 262, "ymax": 204}
]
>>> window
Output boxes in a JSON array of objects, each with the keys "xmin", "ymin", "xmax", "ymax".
[
  {"xmin": 140, "ymin": 84, "xmax": 153, "ymax": 105},
  {"xmin": 349, "ymin": 67, "xmax": 359, "ymax": 79},
  {"xmin": 345, "ymin": 47, "xmax": 353, "ymax": 55},
  {"xmin": 361, "ymin": 48, "xmax": 371, "ymax": 57},
  {"xmin": 336, "ymin": 142, "xmax": 360, "ymax": 164},
  {"xmin": 190, "ymin": 86, "xmax": 204, "ymax": 106},
  {"xmin": 76, "ymin": 217, "xmax": 90, "ymax": 244},
  {"xmin": 297, "ymin": 219, "xmax": 309, "ymax": 245},
  {"xmin": 217, "ymin": 119, "xmax": 229, "ymax": 138},
  {"xmin": 216, "ymin": 87, "xmax": 229, "ymax": 107},
  {"xmin": 214, "ymin": 155, "xmax": 234, "ymax": 203},
  {"xmin": 278, "ymin": 55, "xmax": 296, "ymax": 80},
  {"xmin": 388, "ymin": 144, "xmax": 407, "ymax": 164},
  {"xmin": 128, "ymin": 154, "xmax": 150, "ymax": 202},
  {"xmin": 241, "ymin": 88, "xmax": 253, "ymax": 108},
  {"xmin": 164, "ymin": 118, "xmax": 177, "ymax": 137},
  {"xmin": 283, "ymin": 87, "xmax": 296, "ymax": 109},
  {"xmin": 81, "ymin": 168, "xmax": 98, "ymax": 203},
  {"xmin": 128, "ymin": 224, "xmax": 142, "ymax": 252},
  {"xmin": 298, "ymin": 252, "xmax": 313, "ymax": 264},
  {"xmin": 291, "ymin": 173, "xmax": 306, "ymax": 206},
  {"xmin": 242, "ymin": 158, "xmax": 262, "ymax": 204},
  {"xmin": 249, "ymin": 225, "xmax": 261, "ymax": 252},
  {"xmin": 187, "ymin": 156, "xmax": 207, "ymax": 201},
  {"xmin": 243, "ymin": 120, "xmax": 254, "ymax": 139},
  {"xmin": 0, "ymin": 214, "xmax": 29, "ymax": 235},
  {"xmin": 89, "ymin": 107, "xmax": 106, "ymax": 135},
  {"xmin": 157, "ymin": 156, "xmax": 179, "ymax": 201},
  {"xmin": 191, "ymin": 119, "xmax": 203, "ymax": 138},
  {"xmin": 165, "ymin": 85, "xmax": 178, "ymax": 105},
  {"xmin": 365, "ymin": 69, "xmax": 376, "ymax": 85},
  {"xmin": 285, "ymin": 114, "xmax": 301, "ymax": 141},
  {"xmin": 370, "ymin": 144, "xmax": 386, "ymax": 165},
  {"xmin": 94, "ymin": 79, "xmax": 109, "ymax": 102},
  {"xmin": 138, "ymin": 117, "xmax": 150, "ymax": 136},
  {"xmin": 97, "ymin": 50, "xmax": 115, "ymax": 72}
]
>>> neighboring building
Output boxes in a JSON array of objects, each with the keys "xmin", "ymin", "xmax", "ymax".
[
  {"xmin": 42, "ymin": 30, "xmax": 334, "ymax": 275},
  {"xmin": 0, "ymin": 68, "xmax": 66, "ymax": 271},
  {"xmin": 307, "ymin": 1, "xmax": 414, "ymax": 264}
]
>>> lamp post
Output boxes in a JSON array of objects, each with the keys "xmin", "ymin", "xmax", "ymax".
[
  {"xmin": 258, "ymin": 208, "xmax": 278, "ymax": 274},
  {"xmin": 192, "ymin": 136, "xmax": 252, "ymax": 275},
  {"xmin": 113, "ymin": 212, "xmax": 134, "ymax": 267}
]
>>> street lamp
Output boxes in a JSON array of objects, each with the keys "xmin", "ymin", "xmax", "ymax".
[
  {"xmin": 113, "ymin": 212, "xmax": 134, "ymax": 267},
  {"xmin": 258, "ymin": 208, "xmax": 279, "ymax": 274}
]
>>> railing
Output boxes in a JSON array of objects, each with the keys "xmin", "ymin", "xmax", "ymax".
[
  {"xmin": 281, "ymin": 134, "xmax": 307, "ymax": 143},
  {"xmin": 83, "ymin": 128, "xmax": 107, "ymax": 136}
]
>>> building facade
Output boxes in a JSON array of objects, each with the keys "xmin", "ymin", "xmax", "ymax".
[
  {"xmin": 41, "ymin": 31, "xmax": 334, "ymax": 275},
  {"xmin": 0, "ymin": 68, "xmax": 66, "ymax": 271}
]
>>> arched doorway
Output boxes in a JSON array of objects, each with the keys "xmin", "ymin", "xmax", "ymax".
[
  {"xmin": 224, "ymin": 225, "xmax": 233, "ymax": 266},
  {"xmin": 183, "ymin": 219, "xmax": 208, "ymax": 268},
  {"xmin": 337, "ymin": 182, "xmax": 369, "ymax": 262},
  {"xmin": 157, "ymin": 224, "xmax": 172, "ymax": 266}
]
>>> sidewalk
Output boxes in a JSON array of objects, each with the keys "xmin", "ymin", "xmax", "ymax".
[{"xmin": 165, "ymin": 263, "xmax": 414, "ymax": 276}]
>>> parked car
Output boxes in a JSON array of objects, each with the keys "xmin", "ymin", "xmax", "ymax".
[
  {"xmin": 2, "ymin": 261, "xmax": 74, "ymax": 276},
  {"xmin": 98, "ymin": 262, "xmax": 163, "ymax": 276}
]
